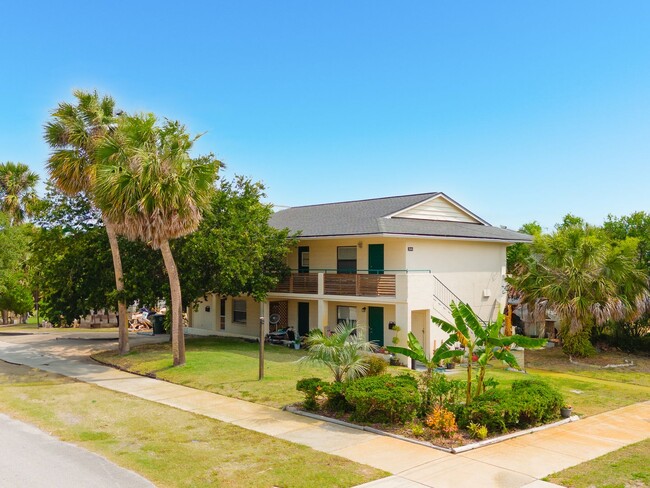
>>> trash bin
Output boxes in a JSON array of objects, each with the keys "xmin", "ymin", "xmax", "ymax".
[{"xmin": 151, "ymin": 313, "xmax": 166, "ymax": 335}]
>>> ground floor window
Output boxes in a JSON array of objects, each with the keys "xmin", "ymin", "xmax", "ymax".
[
  {"xmin": 233, "ymin": 299, "xmax": 247, "ymax": 324},
  {"xmin": 337, "ymin": 305, "xmax": 357, "ymax": 326}
]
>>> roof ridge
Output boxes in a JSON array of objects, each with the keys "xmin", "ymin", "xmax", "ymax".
[{"xmin": 279, "ymin": 192, "xmax": 439, "ymax": 210}]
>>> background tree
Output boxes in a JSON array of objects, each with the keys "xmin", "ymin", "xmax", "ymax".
[
  {"xmin": 175, "ymin": 176, "xmax": 295, "ymax": 307},
  {"xmin": 95, "ymin": 114, "xmax": 220, "ymax": 366},
  {"xmin": 0, "ymin": 161, "xmax": 39, "ymax": 225},
  {"xmin": 30, "ymin": 185, "xmax": 167, "ymax": 325},
  {"xmin": 44, "ymin": 90, "xmax": 131, "ymax": 353},
  {"xmin": 506, "ymin": 221, "xmax": 542, "ymax": 273},
  {"xmin": 0, "ymin": 213, "xmax": 33, "ymax": 323},
  {"xmin": 508, "ymin": 219, "xmax": 649, "ymax": 356}
]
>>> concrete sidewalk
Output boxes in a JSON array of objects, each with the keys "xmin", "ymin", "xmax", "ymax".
[{"xmin": 0, "ymin": 336, "xmax": 648, "ymax": 488}]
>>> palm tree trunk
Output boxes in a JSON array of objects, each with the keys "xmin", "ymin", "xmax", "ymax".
[
  {"xmin": 160, "ymin": 240, "xmax": 185, "ymax": 366},
  {"xmin": 104, "ymin": 217, "xmax": 129, "ymax": 355}
]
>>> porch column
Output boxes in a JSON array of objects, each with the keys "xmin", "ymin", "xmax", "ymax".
[
  {"xmin": 317, "ymin": 272, "xmax": 325, "ymax": 295},
  {"xmin": 317, "ymin": 299, "xmax": 328, "ymax": 333},
  {"xmin": 395, "ymin": 303, "xmax": 411, "ymax": 367}
]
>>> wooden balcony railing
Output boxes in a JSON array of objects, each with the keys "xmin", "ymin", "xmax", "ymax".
[
  {"xmin": 274, "ymin": 273, "xmax": 318, "ymax": 294},
  {"xmin": 325, "ymin": 273, "xmax": 396, "ymax": 297},
  {"xmin": 273, "ymin": 272, "xmax": 397, "ymax": 297}
]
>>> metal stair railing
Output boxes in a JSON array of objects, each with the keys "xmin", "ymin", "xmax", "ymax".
[{"xmin": 431, "ymin": 274, "xmax": 488, "ymax": 325}]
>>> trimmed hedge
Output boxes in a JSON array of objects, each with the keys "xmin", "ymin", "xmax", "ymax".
[
  {"xmin": 459, "ymin": 379, "xmax": 564, "ymax": 432},
  {"xmin": 344, "ymin": 374, "xmax": 420, "ymax": 424}
]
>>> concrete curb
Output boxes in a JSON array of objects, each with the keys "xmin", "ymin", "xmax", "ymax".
[{"xmin": 285, "ymin": 406, "xmax": 580, "ymax": 455}]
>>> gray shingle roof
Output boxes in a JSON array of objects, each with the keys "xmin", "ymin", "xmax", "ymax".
[{"xmin": 269, "ymin": 193, "xmax": 533, "ymax": 243}]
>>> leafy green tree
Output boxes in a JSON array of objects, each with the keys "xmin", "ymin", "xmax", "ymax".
[
  {"xmin": 603, "ymin": 211, "xmax": 650, "ymax": 272},
  {"xmin": 508, "ymin": 220, "xmax": 649, "ymax": 356},
  {"xmin": 44, "ymin": 90, "xmax": 131, "ymax": 353},
  {"xmin": 0, "ymin": 213, "xmax": 33, "ymax": 323},
  {"xmin": 300, "ymin": 322, "xmax": 377, "ymax": 382},
  {"xmin": 95, "ymin": 113, "xmax": 220, "ymax": 366},
  {"xmin": 506, "ymin": 221, "xmax": 542, "ymax": 273},
  {"xmin": 30, "ymin": 185, "xmax": 167, "ymax": 325},
  {"xmin": 0, "ymin": 162, "xmax": 39, "ymax": 225},
  {"xmin": 175, "ymin": 176, "xmax": 295, "ymax": 306}
]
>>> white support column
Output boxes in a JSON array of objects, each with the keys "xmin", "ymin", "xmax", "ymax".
[
  {"xmin": 317, "ymin": 272, "xmax": 325, "ymax": 295},
  {"xmin": 317, "ymin": 299, "xmax": 328, "ymax": 333},
  {"xmin": 395, "ymin": 303, "xmax": 411, "ymax": 367}
]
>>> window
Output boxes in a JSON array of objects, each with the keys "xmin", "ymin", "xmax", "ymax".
[
  {"xmin": 233, "ymin": 299, "xmax": 247, "ymax": 324},
  {"xmin": 220, "ymin": 298, "xmax": 226, "ymax": 330},
  {"xmin": 337, "ymin": 306, "xmax": 357, "ymax": 326},
  {"xmin": 301, "ymin": 252, "xmax": 310, "ymax": 268},
  {"xmin": 337, "ymin": 246, "xmax": 357, "ymax": 274}
]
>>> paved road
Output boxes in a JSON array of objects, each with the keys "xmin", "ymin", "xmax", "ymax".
[{"xmin": 0, "ymin": 413, "xmax": 154, "ymax": 488}]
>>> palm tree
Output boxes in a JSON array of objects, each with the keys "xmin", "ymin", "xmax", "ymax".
[
  {"xmin": 94, "ymin": 113, "xmax": 220, "ymax": 366},
  {"xmin": 299, "ymin": 322, "xmax": 378, "ymax": 382},
  {"xmin": 44, "ymin": 90, "xmax": 131, "ymax": 354},
  {"xmin": 508, "ymin": 222, "xmax": 650, "ymax": 356},
  {"xmin": 0, "ymin": 162, "xmax": 39, "ymax": 225}
]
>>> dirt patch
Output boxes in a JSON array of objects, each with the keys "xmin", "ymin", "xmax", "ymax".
[{"xmin": 526, "ymin": 348, "xmax": 650, "ymax": 373}]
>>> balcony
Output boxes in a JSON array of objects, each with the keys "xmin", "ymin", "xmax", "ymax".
[
  {"xmin": 273, "ymin": 271, "xmax": 397, "ymax": 298},
  {"xmin": 274, "ymin": 273, "xmax": 319, "ymax": 294}
]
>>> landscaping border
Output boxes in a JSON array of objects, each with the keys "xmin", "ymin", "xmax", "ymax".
[{"xmin": 284, "ymin": 405, "xmax": 580, "ymax": 454}]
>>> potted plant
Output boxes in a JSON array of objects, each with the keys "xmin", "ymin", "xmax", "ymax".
[
  {"xmin": 294, "ymin": 337, "xmax": 301, "ymax": 350},
  {"xmin": 561, "ymin": 405, "xmax": 573, "ymax": 418}
]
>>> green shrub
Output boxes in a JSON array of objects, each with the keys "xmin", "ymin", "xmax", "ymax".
[
  {"xmin": 344, "ymin": 374, "xmax": 421, "ymax": 424},
  {"xmin": 363, "ymin": 355, "xmax": 388, "ymax": 377},
  {"xmin": 561, "ymin": 327, "xmax": 596, "ymax": 357},
  {"xmin": 467, "ymin": 422, "xmax": 488, "ymax": 440},
  {"xmin": 459, "ymin": 380, "xmax": 564, "ymax": 432},
  {"xmin": 419, "ymin": 372, "xmax": 466, "ymax": 416},
  {"xmin": 296, "ymin": 377, "xmax": 326, "ymax": 411},
  {"xmin": 323, "ymin": 381, "xmax": 352, "ymax": 413},
  {"xmin": 510, "ymin": 379, "xmax": 564, "ymax": 425}
]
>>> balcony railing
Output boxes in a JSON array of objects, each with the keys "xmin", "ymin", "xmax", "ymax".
[
  {"xmin": 273, "ymin": 270, "xmax": 400, "ymax": 297},
  {"xmin": 274, "ymin": 273, "xmax": 319, "ymax": 294},
  {"xmin": 324, "ymin": 273, "xmax": 396, "ymax": 297}
]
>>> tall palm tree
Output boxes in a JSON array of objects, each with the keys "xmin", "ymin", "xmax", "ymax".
[
  {"xmin": 508, "ymin": 223, "xmax": 649, "ymax": 356},
  {"xmin": 44, "ymin": 90, "xmax": 131, "ymax": 354},
  {"xmin": 94, "ymin": 113, "xmax": 220, "ymax": 366},
  {"xmin": 0, "ymin": 161, "xmax": 39, "ymax": 225}
]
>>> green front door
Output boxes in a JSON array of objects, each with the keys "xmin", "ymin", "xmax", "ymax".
[
  {"xmin": 368, "ymin": 244, "xmax": 384, "ymax": 274},
  {"xmin": 368, "ymin": 306, "xmax": 384, "ymax": 346},
  {"xmin": 297, "ymin": 302, "xmax": 310, "ymax": 337}
]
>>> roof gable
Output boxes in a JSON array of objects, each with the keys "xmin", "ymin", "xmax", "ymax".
[{"xmin": 387, "ymin": 193, "xmax": 487, "ymax": 225}]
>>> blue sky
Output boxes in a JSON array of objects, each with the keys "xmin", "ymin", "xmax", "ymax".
[{"xmin": 1, "ymin": 1, "xmax": 649, "ymax": 230}]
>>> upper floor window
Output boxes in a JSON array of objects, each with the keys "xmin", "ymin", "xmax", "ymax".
[{"xmin": 337, "ymin": 246, "xmax": 357, "ymax": 274}]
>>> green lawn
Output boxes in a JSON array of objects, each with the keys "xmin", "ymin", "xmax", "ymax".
[
  {"xmin": 0, "ymin": 360, "xmax": 385, "ymax": 488},
  {"xmin": 94, "ymin": 337, "xmax": 334, "ymax": 408},
  {"xmin": 546, "ymin": 438, "xmax": 650, "ymax": 488},
  {"xmin": 95, "ymin": 337, "xmax": 650, "ymax": 415}
]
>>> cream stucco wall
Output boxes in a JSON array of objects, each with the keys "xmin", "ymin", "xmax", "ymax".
[
  {"xmin": 287, "ymin": 237, "xmax": 407, "ymax": 272},
  {"xmin": 189, "ymin": 294, "xmax": 262, "ymax": 339}
]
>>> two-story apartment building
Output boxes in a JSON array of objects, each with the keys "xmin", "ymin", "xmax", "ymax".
[{"xmin": 187, "ymin": 192, "xmax": 532, "ymax": 360}]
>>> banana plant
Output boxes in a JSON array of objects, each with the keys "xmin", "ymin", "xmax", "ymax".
[
  {"xmin": 432, "ymin": 302, "xmax": 547, "ymax": 404},
  {"xmin": 387, "ymin": 330, "xmax": 464, "ymax": 377}
]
